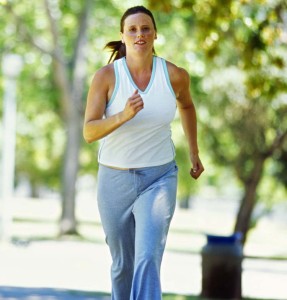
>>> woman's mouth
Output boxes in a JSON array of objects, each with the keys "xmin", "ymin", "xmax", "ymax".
[{"xmin": 135, "ymin": 40, "xmax": 146, "ymax": 45}]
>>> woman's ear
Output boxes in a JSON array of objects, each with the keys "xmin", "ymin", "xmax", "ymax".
[{"xmin": 120, "ymin": 32, "xmax": 124, "ymax": 44}]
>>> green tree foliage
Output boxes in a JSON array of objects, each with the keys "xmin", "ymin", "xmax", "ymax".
[
  {"xmin": 1, "ymin": 0, "xmax": 286, "ymax": 243},
  {"xmin": 1, "ymin": 0, "xmax": 113, "ymax": 233},
  {"xmin": 148, "ymin": 0, "xmax": 287, "ymax": 243},
  {"xmin": 0, "ymin": 0, "xmax": 149, "ymax": 234},
  {"xmin": 0, "ymin": 2, "xmax": 63, "ymax": 196}
]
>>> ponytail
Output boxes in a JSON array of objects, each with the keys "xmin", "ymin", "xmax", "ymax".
[{"xmin": 104, "ymin": 40, "xmax": 126, "ymax": 64}]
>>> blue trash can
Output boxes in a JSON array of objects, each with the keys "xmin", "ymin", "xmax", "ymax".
[{"xmin": 201, "ymin": 232, "xmax": 243, "ymax": 299}]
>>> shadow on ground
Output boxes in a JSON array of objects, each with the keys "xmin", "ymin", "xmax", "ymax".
[
  {"xmin": 0, "ymin": 286, "xmax": 199, "ymax": 300},
  {"xmin": 0, "ymin": 286, "xmax": 110, "ymax": 300},
  {"xmin": 0, "ymin": 286, "xmax": 208, "ymax": 300},
  {"xmin": 0, "ymin": 286, "xmax": 280, "ymax": 300}
]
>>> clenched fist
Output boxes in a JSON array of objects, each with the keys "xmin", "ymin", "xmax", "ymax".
[{"xmin": 123, "ymin": 90, "xmax": 144, "ymax": 120}]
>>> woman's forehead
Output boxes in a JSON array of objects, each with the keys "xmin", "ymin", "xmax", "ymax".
[{"xmin": 124, "ymin": 13, "xmax": 154, "ymax": 27}]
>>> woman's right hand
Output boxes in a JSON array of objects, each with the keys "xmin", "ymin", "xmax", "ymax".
[
  {"xmin": 123, "ymin": 90, "xmax": 144, "ymax": 120},
  {"xmin": 84, "ymin": 68, "xmax": 144, "ymax": 143}
]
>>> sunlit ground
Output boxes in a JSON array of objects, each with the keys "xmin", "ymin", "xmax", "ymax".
[{"xmin": 0, "ymin": 194, "xmax": 286, "ymax": 300}]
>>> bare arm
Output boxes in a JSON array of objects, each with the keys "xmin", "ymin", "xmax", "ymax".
[
  {"xmin": 168, "ymin": 63, "xmax": 204, "ymax": 179},
  {"xmin": 83, "ymin": 65, "xmax": 143, "ymax": 143}
]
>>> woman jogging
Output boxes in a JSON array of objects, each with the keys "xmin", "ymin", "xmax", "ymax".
[{"xmin": 83, "ymin": 5, "xmax": 204, "ymax": 300}]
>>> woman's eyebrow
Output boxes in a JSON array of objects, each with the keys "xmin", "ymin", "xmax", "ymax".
[{"xmin": 127, "ymin": 23, "xmax": 150, "ymax": 27}]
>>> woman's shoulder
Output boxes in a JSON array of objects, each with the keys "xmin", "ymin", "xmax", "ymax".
[
  {"xmin": 164, "ymin": 59, "xmax": 190, "ymax": 91},
  {"xmin": 93, "ymin": 63, "xmax": 114, "ymax": 79},
  {"xmin": 91, "ymin": 63, "xmax": 115, "ymax": 87},
  {"xmin": 165, "ymin": 60, "xmax": 189, "ymax": 76}
]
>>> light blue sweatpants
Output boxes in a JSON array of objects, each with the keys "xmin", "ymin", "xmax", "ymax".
[{"xmin": 97, "ymin": 160, "xmax": 178, "ymax": 300}]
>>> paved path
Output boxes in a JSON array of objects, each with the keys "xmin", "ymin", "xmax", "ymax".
[
  {"xmin": 0, "ymin": 240, "xmax": 287, "ymax": 299},
  {"xmin": 1, "ymin": 199, "xmax": 287, "ymax": 300}
]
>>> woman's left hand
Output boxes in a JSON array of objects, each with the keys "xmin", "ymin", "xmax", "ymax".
[{"xmin": 190, "ymin": 154, "xmax": 204, "ymax": 179}]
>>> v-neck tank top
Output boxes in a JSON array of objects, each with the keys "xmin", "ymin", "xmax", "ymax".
[{"xmin": 98, "ymin": 56, "xmax": 177, "ymax": 169}]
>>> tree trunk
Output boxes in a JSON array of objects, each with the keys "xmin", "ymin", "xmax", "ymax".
[
  {"xmin": 58, "ymin": 0, "xmax": 91, "ymax": 235},
  {"xmin": 60, "ymin": 109, "xmax": 82, "ymax": 234},
  {"xmin": 42, "ymin": 0, "xmax": 91, "ymax": 235},
  {"xmin": 30, "ymin": 180, "xmax": 40, "ymax": 198},
  {"xmin": 234, "ymin": 156, "xmax": 266, "ymax": 244}
]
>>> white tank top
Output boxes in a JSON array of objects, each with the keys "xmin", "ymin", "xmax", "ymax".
[{"xmin": 98, "ymin": 56, "xmax": 177, "ymax": 168}]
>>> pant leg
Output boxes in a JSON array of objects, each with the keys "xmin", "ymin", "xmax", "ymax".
[
  {"xmin": 97, "ymin": 165, "xmax": 137, "ymax": 300},
  {"xmin": 130, "ymin": 163, "xmax": 178, "ymax": 300}
]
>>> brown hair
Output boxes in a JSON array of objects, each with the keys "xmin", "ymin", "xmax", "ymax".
[{"xmin": 104, "ymin": 6, "xmax": 157, "ymax": 63}]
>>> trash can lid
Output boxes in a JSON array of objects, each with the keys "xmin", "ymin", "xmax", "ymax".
[{"xmin": 206, "ymin": 232, "xmax": 242, "ymax": 245}]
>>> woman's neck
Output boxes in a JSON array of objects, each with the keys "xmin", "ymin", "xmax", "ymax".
[{"xmin": 125, "ymin": 53, "xmax": 153, "ymax": 74}]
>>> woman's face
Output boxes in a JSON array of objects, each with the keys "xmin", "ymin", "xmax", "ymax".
[{"xmin": 121, "ymin": 13, "xmax": 157, "ymax": 54}]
